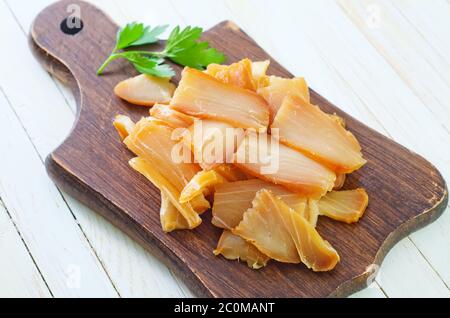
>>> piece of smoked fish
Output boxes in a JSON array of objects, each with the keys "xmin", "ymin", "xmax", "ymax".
[
  {"xmin": 271, "ymin": 95, "xmax": 366, "ymax": 173},
  {"xmin": 233, "ymin": 190, "xmax": 340, "ymax": 271},
  {"xmin": 171, "ymin": 67, "xmax": 270, "ymax": 129},
  {"xmin": 214, "ymin": 230, "xmax": 270, "ymax": 269}
]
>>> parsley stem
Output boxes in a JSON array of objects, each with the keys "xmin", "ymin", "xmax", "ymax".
[
  {"xmin": 97, "ymin": 50, "xmax": 167, "ymax": 75},
  {"xmin": 97, "ymin": 52, "xmax": 122, "ymax": 75}
]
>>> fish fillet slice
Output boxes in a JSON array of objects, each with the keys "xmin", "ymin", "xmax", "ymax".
[
  {"xmin": 251, "ymin": 60, "xmax": 270, "ymax": 88},
  {"xmin": 114, "ymin": 74, "xmax": 175, "ymax": 106},
  {"xmin": 333, "ymin": 174, "xmax": 347, "ymax": 190},
  {"xmin": 278, "ymin": 199, "xmax": 340, "ymax": 271},
  {"xmin": 233, "ymin": 190, "xmax": 300, "ymax": 263},
  {"xmin": 150, "ymin": 104, "xmax": 194, "ymax": 128},
  {"xmin": 180, "ymin": 170, "xmax": 226, "ymax": 203},
  {"xmin": 160, "ymin": 192, "xmax": 189, "ymax": 232},
  {"xmin": 129, "ymin": 157, "xmax": 202, "ymax": 229},
  {"xmin": 212, "ymin": 179, "xmax": 306, "ymax": 229},
  {"xmin": 188, "ymin": 119, "xmax": 245, "ymax": 170},
  {"xmin": 206, "ymin": 58, "xmax": 256, "ymax": 91},
  {"xmin": 113, "ymin": 115, "xmax": 135, "ymax": 140},
  {"xmin": 125, "ymin": 119, "xmax": 209, "ymax": 214},
  {"xmin": 318, "ymin": 189, "xmax": 369, "ymax": 224},
  {"xmin": 258, "ymin": 76, "xmax": 310, "ymax": 122},
  {"xmin": 271, "ymin": 95, "xmax": 366, "ymax": 173},
  {"xmin": 234, "ymin": 190, "xmax": 340, "ymax": 270},
  {"xmin": 213, "ymin": 164, "xmax": 249, "ymax": 182},
  {"xmin": 124, "ymin": 117, "xmax": 200, "ymax": 192},
  {"xmin": 171, "ymin": 67, "xmax": 270, "ymax": 129},
  {"xmin": 234, "ymin": 131, "xmax": 336, "ymax": 198},
  {"xmin": 214, "ymin": 230, "xmax": 270, "ymax": 269},
  {"xmin": 301, "ymin": 199, "xmax": 320, "ymax": 227}
]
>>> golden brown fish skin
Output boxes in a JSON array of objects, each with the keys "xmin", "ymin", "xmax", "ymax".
[
  {"xmin": 318, "ymin": 188, "xmax": 369, "ymax": 224},
  {"xmin": 206, "ymin": 58, "xmax": 256, "ymax": 91},
  {"xmin": 214, "ymin": 230, "xmax": 270, "ymax": 269}
]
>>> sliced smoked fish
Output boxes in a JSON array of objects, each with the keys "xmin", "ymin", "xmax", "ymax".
[
  {"xmin": 212, "ymin": 179, "xmax": 306, "ymax": 229},
  {"xmin": 129, "ymin": 157, "xmax": 202, "ymax": 229},
  {"xmin": 258, "ymin": 76, "xmax": 310, "ymax": 122},
  {"xmin": 189, "ymin": 194, "xmax": 211, "ymax": 214},
  {"xmin": 329, "ymin": 113, "xmax": 346, "ymax": 127},
  {"xmin": 125, "ymin": 118, "xmax": 209, "ymax": 214},
  {"xmin": 234, "ymin": 131, "xmax": 336, "ymax": 198},
  {"xmin": 301, "ymin": 199, "xmax": 320, "ymax": 227},
  {"xmin": 233, "ymin": 190, "xmax": 300, "ymax": 263},
  {"xmin": 171, "ymin": 67, "xmax": 270, "ymax": 129},
  {"xmin": 160, "ymin": 192, "xmax": 190, "ymax": 232},
  {"xmin": 114, "ymin": 74, "xmax": 175, "ymax": 106},
  {"xmin": 180, "ymin": 170, "xmax": 226, "ymax": 203},
  {"xmin": 124, "ymin": 118, "xmax": 200, "ymax": 191},
  {"xmin": 251, "ymin": 60, "xmax": 270, "ymax": 89},
  {"xmin": 333, "ymin": 173, "xmax": 346, "ymax": 190},
  {"xmin": 150, "ymin": 104, "xmax": 195, "ymax": 128},
  {"xmin": 318, "ymin": 189, "xmax": 369, "ymax": 224},
  {"xmin": 113, "ymin": 115, "xmax": 135, "ymax": 140},
  {"xmin": 187, "ymin": 119, "xmax": 245, "ymax": 170},
  {"xmin": 271, "ymin": 95, "xmax": 366, "ymax": 173},
  {"xmin": 214, "ymin": 230, "xmax": 270, "ymax": 269},
  {"xmin": 213, "ymin": 164, "xmax": 249, "ymax": 182},
  {"xmin": 206, "ymin": 58, "xmax": 256, "ymax": 91},
  {"xmin": 234, "ymin": 190, "xmax": 340, "ymax": 270}
]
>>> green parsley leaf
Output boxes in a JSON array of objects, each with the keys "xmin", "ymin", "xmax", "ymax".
[
  {"xmin": 167, "ymin": 42, "xmax": 226, "ymax": 69},
  {"xmin": 164, "ymin": 26, "xmax": 226, "ymax": 69},
  {"xmin": 130, "ymin": 25, "xmax": 169, "ymax": 47},
  {"xmin": 116, "ymin": 22, "xmax": 145, "ymax": 50},
  {"xmin": 121, "ymin": 52, "xmax": 175, "ymax": 78},
  {"xmin": 97, "ymin": 23, "xmax": 226, "ymax": 77}
]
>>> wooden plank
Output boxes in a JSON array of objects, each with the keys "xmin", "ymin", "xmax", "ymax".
[
  {"xmin": 4, "ymin": 0, "xmax": 187, "ymax": 297},
  {"xmin": 338, "ymin": 0, "xmax": 450, "ymax": 292},
  {"xmin": 0, "ymin": 86, "xmax": 117, "ymax": 297},
  {"xmin": 339, "ymin": 0, "xmax": 450, "ymax": 133},
  {"xmin": 392, "ymin": 0, "xmax": 450, "ymax": 60},
  {"xmin": 377, "ymin": 238, "xmax": 449, "ymax": 297},
  {"xmin": 169, "ymin": 0, "xmax": 232, "ymax": 29},
  {"xmin": 0, "ymin": 199, "xmax": 52, "ymax": 298},
  {"xmin": 225, "ymin": 0, "xmax": 450, "ymax": 297}
]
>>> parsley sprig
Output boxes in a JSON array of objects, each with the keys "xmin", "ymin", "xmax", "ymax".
[{"xmin": 97, "ymin": 22, "xmax": 226, "ymax": 77}]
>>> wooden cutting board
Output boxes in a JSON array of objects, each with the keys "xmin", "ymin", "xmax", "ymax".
[{"xmin": 30, "ymin": 0, "xmax": 448, "ymax": 297}]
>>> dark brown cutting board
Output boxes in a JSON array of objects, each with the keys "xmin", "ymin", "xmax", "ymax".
[{"xmin": 30, "ymin": 0, "xmax": 448, "ymax": 297}]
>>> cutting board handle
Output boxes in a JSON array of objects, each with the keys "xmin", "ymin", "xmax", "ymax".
[{"xmin": 31, "ymin": 0, "xmax": 121, "ymax": 91}]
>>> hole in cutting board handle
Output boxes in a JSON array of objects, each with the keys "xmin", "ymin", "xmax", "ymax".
[{"xmin": 60, "ymin": 17, "xmax": 84, "ymax": 35}]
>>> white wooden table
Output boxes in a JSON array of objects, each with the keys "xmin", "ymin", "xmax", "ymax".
[{"xmin": 0, "ymin": 0, "xmax": 449, "ymax": 298}]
